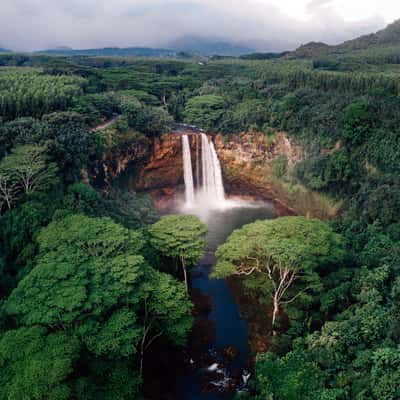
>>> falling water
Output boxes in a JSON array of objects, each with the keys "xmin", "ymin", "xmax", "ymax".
[
  {"xmin": 201, "ymin": 133, "xmax": 225, "ymax": 203},
  {"xmin": 196, "ymin": 133, "xmax": 200, "ymax": 189},
  {"xmin": 181, "ymin": 132, "xmax": 226, "ymax": 208},
  {"xmin": 182, "ymin": 135, "xmax": 195, "ymax": 206}
]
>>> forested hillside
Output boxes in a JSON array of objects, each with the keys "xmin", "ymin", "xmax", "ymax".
[
  {"xmin": 0, "ymin": 33, "xmax": 400, "ymax": 400},
  {"xmin": 291, "ymin": 18, "xmax": 400, "ymax": 57}
]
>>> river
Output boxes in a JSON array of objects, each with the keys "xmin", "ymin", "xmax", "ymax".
[{"xmin": 176, "ymin": 201, "xmax": 275, "ymax": 399}]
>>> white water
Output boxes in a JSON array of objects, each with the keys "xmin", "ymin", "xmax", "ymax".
[
  {"xmin": 201, "ymin": 133, "xmax": 225, "ymax": 203},
  {"xmin": 195, "ymin": 133, "xmax": 200, "ymax": 189},
  {"xmin": 182, "ymin": 135, "xmax": 195, "ymax": 207},
  {"xmin": 180, "ymin": 132, "xmax": 272, "ymax": 217},
  {"xmin": 181, "ymin": 132, "xmax": 227, "ymax": 210}
]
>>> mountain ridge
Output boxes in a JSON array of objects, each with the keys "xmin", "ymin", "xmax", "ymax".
[
  {"xmin": 290, "ymin": 18, "xmax": 400, "ymax": 58},
  {"xmin": 36, "ymin": 46, "xmax": 177, "ymax": 58}
]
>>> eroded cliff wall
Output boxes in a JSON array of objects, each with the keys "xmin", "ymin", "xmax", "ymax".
[{"xmin": 214, "ymin": 131, "xmax": 302, "ymax": 213}]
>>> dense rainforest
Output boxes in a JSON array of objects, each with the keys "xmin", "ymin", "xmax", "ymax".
[{"xmin": 1, "ymin": 20, "xmax": 400, "ymax": 400}]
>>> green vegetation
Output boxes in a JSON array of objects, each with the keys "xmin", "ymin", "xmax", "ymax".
[
  {"xmin": 213, "ymin": 217, "xmax": 345, "ymax": 331},
  {"xmin": 1, "ymin": 213, "xmax": 193, "ymax": 399},
  {"xmin": 1, "ymin": 24, "xmax": 400, "ymax": 398},
  {"xmin": 0, "ymin": 62, "xmax": 200, "ymax": 398},
  {"xmin": 0, "ymin": 69, "xmax": 84, "ymax": 120},
  {"xmin": 149, "ymin": 215, "xmax": 207, "ymax": 294},
  {"xmin": 183, "ymin": 95, "xmax": 226, "ymax": 131}
]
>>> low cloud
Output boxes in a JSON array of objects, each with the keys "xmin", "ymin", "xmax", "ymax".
[{"xmin": 0, "ymin": 0, "xmax": 390, "ymax": 51}]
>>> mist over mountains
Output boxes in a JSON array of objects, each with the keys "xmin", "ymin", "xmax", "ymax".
[{"xmin": 2, "ymin": 18, "xmax": 400, "ymax": 58}]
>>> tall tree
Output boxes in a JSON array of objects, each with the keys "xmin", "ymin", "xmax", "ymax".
[
  {"xmin": 0, "ymin": 145, "xmax": 58, "ymax": 196},
  {"xmin": 149, "ymin": 215, "xmax": 207, "ymax": 295},
  {"xmin": 0, "ymin": 172, "xmax": 19, "ymax": 211},
  {"xmin": 2, "ymin": 214, "xmax": 192, "ymax": 396},
  {"xmin": 212, "ymin": 216, "xmax": 345, "ymax": 331},
  {"xmin": 138, "ymin": 268, "xmax": 192, "ymax": 375},
  {"xmin": 183, "ymin": 95, "xmax": 226, "ymax": 131},
  {"xmin": 0, "ymin": 326, "xmax": 80, "ymax": 400}
]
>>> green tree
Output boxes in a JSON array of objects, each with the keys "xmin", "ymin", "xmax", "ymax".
[
  {"xmin": 138, "ymin": 268, "xmax": 193, "ymax": 375},
  {"xmin": 253, "ymin": 351, "xmax": 327, "ymax": 400},
  {"xmin": 72, "ymin": 359, "xmax": 141, "ymax": 400},
  {"xmin": 231, "ymin": 99, "xmax": 269, "ymax": 131},
  {"xmin": 370, "ymin": 346, "xmax": 400, "ymax": 399},
  {"xmin": 342, "ymin": 98, "xmax": 372, "ymax": 145},
  {"xmin": 2, "ymin": 214, "xmax": 192, "ymax": 395},
  {"xmin": 213, "ymin": 217, "xmax": 345, "ymax": 331},
  {"xmin": 0, "ymin": 326, "xmax": 80, "ymax": 400},
  {"xmin": 0, "ymin": 117, "xmax": 48, "ymax": 158},
  {"xmin": 43, "ymin": 113, "xmax": 100, "ymax": 182},
  {"xmin": 149, "ymin": 214, "xmax": 207, "ymax": 295},
  {"xmin": 0, "ymin": 145, "xmax": 58, "ymax": 197},
  {"xmin": 269, "ymin": 265, "xmax": 399, "ymax": 400},
  {"xmin": 101, "ymin": 189, "xmax": 158, "ymax": 229},
  {"xmin": 183, "ymin": 95, "xmax": 225, "ymax": 131},
  {"xmin": 0, "ymin": 172, "xmax": 19, "ymax": 211},
  {"xmin": 4, "ymin": 214, "xmax": 146, "ymax": 326},
  {"xmin": 123, "ymin": 102, "xmax": 173, "ymax": 137}
]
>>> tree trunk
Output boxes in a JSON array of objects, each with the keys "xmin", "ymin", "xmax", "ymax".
[
  {"xmin": 272, "ymin": 295, "xmax": 279, "ymax": 336},
  {"xmin": 180, "ymin": 255, "xmax": 189, "ymax": 296},
  {"xmin": 140, "ymin": 332, "xmax": 146, "ymax": 377}
]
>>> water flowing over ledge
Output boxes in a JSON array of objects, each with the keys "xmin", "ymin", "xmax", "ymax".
[
  {"xmin": 182, "ymin": 134, "xmax": 195, "ymax": 206},
  {"xmin": 182, "ymin": 133, "xmax": 226, "ymax": 211},
  {"xmin": 181, "ymin": 132, "xmax": 277, "ymax": 222}
]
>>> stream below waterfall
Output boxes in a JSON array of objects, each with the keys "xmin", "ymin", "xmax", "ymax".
[{"xmin": 175, "ymin": 201, "xmax": 275, "ymax": 399}]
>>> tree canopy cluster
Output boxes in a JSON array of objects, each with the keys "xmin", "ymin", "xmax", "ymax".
[{"xmin": 1, "ymin": 214, "xmax": 194, "ymax": 399}]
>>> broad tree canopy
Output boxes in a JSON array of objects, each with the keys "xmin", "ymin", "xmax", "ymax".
[
  {"xmin": 0, "ymin": 326, "xmax": 80, "ymax": 400},
  {"xmin": 1, "ymin": 213, "xmax": 193, "ymax": 399},
  {"xmin": 213, "ymin": 216, "xmax": 346, "ymax": 328},
  {"xmin": 213, "ymin": 216, "xmax": 345, "ymax": 279},
  {"xmin": 149, "ymin": 214, "xmax": 207, "ymax": 266}
]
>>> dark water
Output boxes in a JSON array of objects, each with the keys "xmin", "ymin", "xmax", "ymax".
[{"xmin": 176, "ymin": 201, "xmax": 275, "ymax": 400}]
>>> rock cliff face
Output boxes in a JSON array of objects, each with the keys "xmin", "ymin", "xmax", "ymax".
[
  {"xmin": 134, "ymin": 132, "xmax": 199, "ymax": 208},
  {"xmin": 214, "ymin": 131, "xmax": 303, "ymax": 214},
  {"xmin": 215, "ymin": 131, "xmax": 302, "ymax": 167},
  {"xmin": 91, "ymin": 137, "xmax": 151, "ymax": 189},
  {"xmin": 135, "ymin": 134, "xmax": 185, "ymax": 191}
]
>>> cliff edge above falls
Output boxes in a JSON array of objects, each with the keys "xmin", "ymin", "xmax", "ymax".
[{"xmin": 215, "ymin": 131, "xmax": 302, "ymax": 167}]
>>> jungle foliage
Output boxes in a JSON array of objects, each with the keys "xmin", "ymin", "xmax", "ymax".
[{"xmin": 0, "ymin": 44, "xmax": 399, "ymax": 399}]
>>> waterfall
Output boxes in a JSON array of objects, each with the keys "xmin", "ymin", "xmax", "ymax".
[
  {"xmin": 182, "ymin": 135, "xmax": 195, "ymax": 206},
  {"xmin": 196, "ymin": 133, "xmax": 200, "ymax": 188},
  {"xmin": 181, "ymin": 132, "xmax": 226, "ymax": 208},
  {"xmin": 201, "ymin": 133, "xmax": 225, "ymax": 203}
]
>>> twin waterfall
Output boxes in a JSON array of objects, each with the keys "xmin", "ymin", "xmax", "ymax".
[{"xmin": 181, "ymin": 133, "xmax": 226, "ymax": 208}]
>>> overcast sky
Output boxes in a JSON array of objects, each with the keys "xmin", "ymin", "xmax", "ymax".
[{"xmin": 1, "ymin": 0, "xmax": 400, "ymax": 51}]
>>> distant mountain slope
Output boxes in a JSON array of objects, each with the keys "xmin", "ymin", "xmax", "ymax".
[
  {"xmin": 37, "ymin": 46, "xmax": 176, "ymax": 58},
  {"xmin": 340, "ymin": 19, "xmax": 400, "ymax": 50},
  {"xmin": 0, "ymin": 48, "xmax": 11, "ymax": 53},
  {"xmin": 168, "ymin": 36, "xmax": 254, "ymax": 56},
  {"xmin": 290, "ymin": 19, "xmax": 400, "ymax": 58}
]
